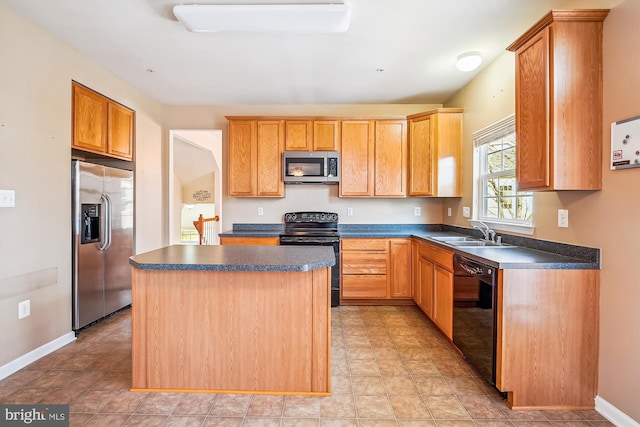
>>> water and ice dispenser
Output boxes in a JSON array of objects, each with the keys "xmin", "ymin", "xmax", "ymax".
[{"xmin": 81, "ymin": 204, "xmax": 100, "ymax": 244}]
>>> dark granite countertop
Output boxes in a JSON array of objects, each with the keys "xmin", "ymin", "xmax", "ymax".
[
  {"xmin": 129, "ymin": 245, "xmax": 335, "ymax": 272},
  {"xmin": 219, "ymin": 223, "xmax": 600, "ymax": 270},
  {"xmin": 340, "ymin": 225, "xmax": 599, "ymax": 270}
]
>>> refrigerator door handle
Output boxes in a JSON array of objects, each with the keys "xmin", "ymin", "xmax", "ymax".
[{"xmin": 98, "ymin": 193, "xmax": 113, "ymax": 251}]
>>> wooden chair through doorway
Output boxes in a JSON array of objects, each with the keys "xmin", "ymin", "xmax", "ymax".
[{"xmin": 193, "ymin": 214, "xmax": 220, "ymax": 245}]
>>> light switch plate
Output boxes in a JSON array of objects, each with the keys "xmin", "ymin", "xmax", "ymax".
[
  {"xmin": 0, "ymin": 189, "xmax": 15, "ymax": 208},
  {"xmin": 558, "ymin": 209, "xmax": 569, "ymax": 228},
  {"xmin": 18, "ymin": 299, "xmax": 30, "ymax": 319}
]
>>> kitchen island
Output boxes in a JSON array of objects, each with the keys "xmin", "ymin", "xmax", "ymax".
[{"xmin": 128, "ymin": 245, "xmax": 334, "ymax": 395}]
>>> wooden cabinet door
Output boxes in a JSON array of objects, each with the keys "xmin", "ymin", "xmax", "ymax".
[
  {"xmin": 408, "ymin": 115, "xmax": 434, "ymax": 196},
  {"xmin": 515, "ymin": 26, "xmax": 551, "ymax": 190},
  {"xmin": 374, "ymin": 120, "xmax": 407, "ymax": 197},
  {"xmin": 220, "ymin": 236, "xmax": 279, "ymax": 246},
  {"xmin": 411, "ymin": 240, "xmax": 421, "ymax": 303},
  {"xmin": 433, "ymin": 265, "xmax": 453, "ymax": 339},
  {"xmin": 73, "ymin": 83, "xmax": 108, "ymax": 154},
  {"xmin": 108, "ymin": 102, "xmax": 134, "ymax": 160},
  {"xmin": 313, "ymin": 120, "xmax": 340, "ymax": 151},
  {"xmin": 228, "ymin": 120, "xmax": 257, "ymax": 196},
  {"xmin": 389, "ymin": 239, "xmax": 411, "ymax": 298},
  {"xmin": 284, "ymin": 120, "xmax": 313, "ymax": 151},
  {"xmin": 340, "ymin": 121, "xmax": 374, "ymax": 196},
  {"xmin": 418, "ymin": 254, "xmax": 434, "ymax": 317},
  {"xmin": 256, "ymin": 120, "xmax": 284, "ymax": 197}
]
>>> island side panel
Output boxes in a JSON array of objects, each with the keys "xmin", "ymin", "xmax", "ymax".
[
  {"xmin": 497, "ymin": 269, "xmax": 599, "ymax": 409},
  {"xmin": 131, "ymin": 268, "xmax": 330, "ymax": 394},
  {"xmin": 130, "ymin": 267, "xmax": 148, "ymax": 388},
  {"xmin": 311, "ymin": 267, "xmax": 330, "ymax": 393}
]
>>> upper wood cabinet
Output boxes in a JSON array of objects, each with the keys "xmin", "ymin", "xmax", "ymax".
[
  {"xmin": 227, "ymin": 119, "xmax": 284, "ymax": 197},
  {"xmin": 340, "ymin": 120, "xmax": 374, "ymax": 196},
  {"xmin": 507, "ymin": 10, "xmax": 609, "ymax": 191},
  {"xmin": 72, "ymin": 82, "xmax": 134, "ymax": 161},
  {"xmin": 340, "ymin": 120, "xmax": 407, "ymax": 197},
  {"xmin": 375, "ymin": 120, "xmax": 407, "ymax": 197},
  {"xmin": 284, "ymin": 120, "xmax": 313, "ymax": 150},
  {"xmin": 407, "ymin": 109, "xmax": 462, "ymax": 197},
  {"xmin": 313, "ymin": 120, "xmax": 340, "ymax": 151},
  {"xmin": 284, "ymin": 120, "xmax": 340, "ymax": 151}
]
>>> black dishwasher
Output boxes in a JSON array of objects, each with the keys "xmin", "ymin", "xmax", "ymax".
[{"xmin": 452, "ymin": 254, "xmax": 498, "ymax": 385}]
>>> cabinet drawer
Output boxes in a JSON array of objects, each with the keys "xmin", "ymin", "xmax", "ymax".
[
  {"xmin": 342, "ymin": 252, "xmax": 387, "ymax": 274},
  {"xmin": 420, "ymin": 243, "xmax": 453, "ymax": 270},
  {"xmin": 342, "ymin": 275, "xmax": 388, "ymax": 298},
  {"xmin": 342, "ymin": 239, "xmax": 388, "ymax": 251}
]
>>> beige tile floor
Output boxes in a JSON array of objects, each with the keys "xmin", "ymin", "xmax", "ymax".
[{"xmin": 0, "ymin": 305, "xmax": 613, "ymax": 427}]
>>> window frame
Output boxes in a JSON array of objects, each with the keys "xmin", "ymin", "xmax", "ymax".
[{"xmin": 472, "ymin": 114, "xmax": 534, "ymax": 235}]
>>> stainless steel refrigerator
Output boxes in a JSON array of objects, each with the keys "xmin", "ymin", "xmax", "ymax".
[{"xmin": 72, "ymin": 160, "xmax": 134, "ymax": 331}]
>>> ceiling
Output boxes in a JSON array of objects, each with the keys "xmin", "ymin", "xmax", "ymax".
[
  {"xmin": 173, "ymin": 135, "xmax": 217, "ymax": 185},
  {"xmin": 1, "ymin": 0, "xmax": 620, "ymax": 105}
]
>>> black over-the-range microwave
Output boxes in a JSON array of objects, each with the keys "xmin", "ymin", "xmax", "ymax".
[{"xmin": 283, "ymin": 151, "xmax": 340, "ymax": 184}]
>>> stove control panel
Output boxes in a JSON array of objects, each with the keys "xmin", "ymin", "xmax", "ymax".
[{"xmin": 284, "ymin": 211, "xmax": 339, "ymax": 223}]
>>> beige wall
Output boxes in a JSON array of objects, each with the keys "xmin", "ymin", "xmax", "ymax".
[
  {"xmin": 3, "ymin": 0, "xmax": 639, "ymax": 421},
  {"xmin": 445, "ymin": 1, "xmax": 640, "ymax": 421},
  {"xmin": 0, "ymin": 4, "xmax": 164, "ymax": 366},
  {"xmin": 162, "ymin": 104, "xmax": 447, "ymax": 233}
]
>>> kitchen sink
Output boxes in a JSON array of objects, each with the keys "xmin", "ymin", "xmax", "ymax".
[
  {"xmin": 431, "ymin": 236, "xmax": 478, "ymax": 242},
  {"xmin": 449, "ymin": 240, "xmax": 512, "ymax": 247}
]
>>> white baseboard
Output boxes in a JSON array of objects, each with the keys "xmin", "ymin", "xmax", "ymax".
[
  {"xmin": 596, "ymin": 396, "xmax": 640, "ymax": 427},
  {"xmin": 0, "ymin": 332, "xmax": 76, "ymax": 380}
]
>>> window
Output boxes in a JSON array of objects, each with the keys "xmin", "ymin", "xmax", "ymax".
[{"xmin": 473, "ymin": 115, "xmax": 533, "ymax": 229}]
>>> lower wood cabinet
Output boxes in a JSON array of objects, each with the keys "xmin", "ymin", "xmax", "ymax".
[
  {"xmin": 497, "ymin": 268, "xmax": 599, "ymax": 409},
  {"xmin": 219, "ymin": 236, "xmax": 279, "ymax": 246},
  {"xmin": 341, "ymin": 238, "xmax": 412, "ymax": 303},
  {"xmin": 412, "ymin": 240, "xmax": 453, "ymax": 339}
]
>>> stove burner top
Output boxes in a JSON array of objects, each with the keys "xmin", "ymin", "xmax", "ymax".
[{"xmin": 281, "ymin": 211, "xmax": 339, "ymax": 238}]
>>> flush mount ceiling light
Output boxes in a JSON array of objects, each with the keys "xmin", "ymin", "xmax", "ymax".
[
  {"xmin": 173, "ymin": 3, "xmax": 352, "ymax": 33},
  {"xmin": 456, "ymin": 51, "xmax": 483, "ymax": 72}
]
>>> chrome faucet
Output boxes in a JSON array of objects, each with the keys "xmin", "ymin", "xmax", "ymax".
[{"xmin": 472, "ymin": 221, "xmax": 496, "ymax": 242}]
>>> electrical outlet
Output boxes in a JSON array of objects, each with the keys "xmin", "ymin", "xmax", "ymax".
[
  {"xmin": 558, "ymin": 209, "xmax": 569, "ymax": 228},
  {"xmin": 18, "ymin": 299, "xmax": 30, "ymax": 319},
  {"xmin": 462, "ymin": 207, "xmax": 471, "ymax": 218},
  {"xmin": 414, "ymin": 207, "xmax": 421, "ymax": 216},
  {"xmin": 447, "ymin": 207, "xmax": 452, "ymax": 217},
  {"xmin": 347, "ymin": 207, "xmax": 353, "ymax": 217},
  {"xmin": 257, "ymin": 207, "xmax": 264, "ymax": 216},
  {"xmin": 0, "ymin": 189, "xmax": 15, "ymax": 208}
]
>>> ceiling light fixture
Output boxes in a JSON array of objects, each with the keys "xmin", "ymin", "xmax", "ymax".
[
  {"xmin": 173, "ymin": 3, "xmax": 352, "ymax": 33},
  {"xmin": 455, "ymin": 51, "xmax": 482, "ymax": 72}
]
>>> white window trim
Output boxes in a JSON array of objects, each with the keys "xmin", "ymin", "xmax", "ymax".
[{"xmin": 472, "ymin": 114, "xmax": 535, "ymax": 235}]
